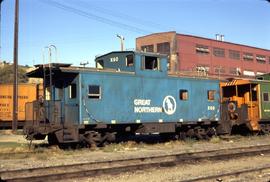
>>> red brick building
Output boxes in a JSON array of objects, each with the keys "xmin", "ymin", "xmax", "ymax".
[{"xmin": 136, "ymin": 31, "xmax": 270, "ymax": 78}]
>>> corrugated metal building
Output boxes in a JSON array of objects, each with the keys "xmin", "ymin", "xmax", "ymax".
[{"xmin": 136, "ymin": 31, "xmax": 270, "ymax": 78}]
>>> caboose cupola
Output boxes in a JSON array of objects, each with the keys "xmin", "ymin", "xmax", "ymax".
[{"xmin": 95, "ymin": 51, "xmax": 168, "ymax": 77}]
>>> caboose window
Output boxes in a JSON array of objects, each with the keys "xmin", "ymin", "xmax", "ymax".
[
  {"xmin": 88, "ymin": 85, "xmax": 101, "ymax": 99},
  {"xmin": 96, "ymin": 60, "xmax": 104, "ymax": 69},
  {"xmin": 45, "ymin": 87, "xmax": 51, "ymax": 100},
  {"xmin": 208, "ymin": 90, "xmax": 215, "ymax": 101},
  {"xmin": 179, "ymin": 90, "xmax": 188, "ymax": 100},
  {"xmin": 141, "ymin": 56, "xmax": 160, "ymax": 70},
  {"xmin": 69, "ymin": 84, "xmax": 77, "ymax": 99},
  {"xmin": 126, "ymin": 55, "xmax": 134, "ymax": 67},
  {"xmin": 263, "ymin": 92, "xmax": 269, "ymax": 102}
]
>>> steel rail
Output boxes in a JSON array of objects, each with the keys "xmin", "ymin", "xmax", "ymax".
[
  {"xmin": 1, "ymin": 144, "xmax": 270, "ymax": 182},
  {"xmin": 181, "ymin": 165, "xmax": 270, "ymax": 182}
]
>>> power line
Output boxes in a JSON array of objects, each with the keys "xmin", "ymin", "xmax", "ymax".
[
  {"xmin": 40, "ymin": 0, "xmax": 182, "ymax": 47},
  {"xmin": 70, "ymin": 0, "xmax": 198, "ymax": 36},
  {"xmin": 44, "ymin": 0, "xmax": 196, "ymax": 36},
  {"xmin": 41, "ymin": 0, "xmax": 152, "ymax": 35},
  {"xmin": 68, "ymin": 0, "xmax": 171, "ymax": 32}
]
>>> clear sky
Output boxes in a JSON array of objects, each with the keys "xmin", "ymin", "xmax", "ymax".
[{"xmin": 1, "ymin": 0, "xmax": 270, "ymax": 67}]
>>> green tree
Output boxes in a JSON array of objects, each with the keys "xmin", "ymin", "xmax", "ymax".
[{"xmin": 0, "ymin": 64, "xmax": 29, "ymax": 83}]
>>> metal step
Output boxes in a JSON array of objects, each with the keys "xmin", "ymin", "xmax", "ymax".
[{"xmin": 63, "ymin": 128, "xmax": 76, "ymax": 141}]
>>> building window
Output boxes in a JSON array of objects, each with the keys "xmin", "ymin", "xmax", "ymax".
[
  {"xmin": 208, "ymin": 90, "xmax": 215, "ymax": 101},
  {"xmin": 88, "ymin": 85, "xmax": 101, "ymax": 99},
  {"xmin": 257, "ymin": 72, "xmax": 265, "ymax": 76},
  {"xmin": 229, "ymin": 50, "xmax": 240, "ymax": 60},
  {"xmin": 214, "ymin": 66, "xmax": 226, "ymax": 74},
  {"xmin": 141, "ymin": 56, "xmax": 160, "ymax": 70},
  {"xmin": 263, "ymin": 92, "xmax": 269, "ymax": 102},
  {"xmin": 243, "ymin": 53, "xmax": 253, "ymax": 61},
  {"xmin": 69, "ymin": 84, "xmax": 76, "ymax": 99},
  {"xmin": 179, "ymin": 90, "xmax": 188, "ymax": 100},
  {"xmin": 229, "ymin": 68, "xmax": 237, "ymax": 75},
  {"xmin": 196, "ymin": 44, "xmax": 210, "ymax": 54},
  {"xmin": 196, "ymin": 65, "xmax": 210, "ymax": 74},
  {"xmin": 229, "ymin": 67, "xmax": 241, "ymax": 75},
  {"xmin": 157, "ymin": 42, "xmax": 170, "ymax": 54},
  {"xmin": 213, "ymin": 47, "xmax": 225, "ymax": 57},
  {"xmin": 126, "ymin": 54, "xmax": 134, "ymax": 67},
  {"xmin": 141, "ymin": 45, "xmax": 154, "ymax": 52},
  {"xmin": 256, "ymin": 55, "xmax": 266, "ymax": 64},
  {"xmin": 243, "ymin": 70, "xmax": 255, "ymax": 77}
]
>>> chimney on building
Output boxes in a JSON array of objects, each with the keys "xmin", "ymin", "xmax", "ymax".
[
  {"xmin": 215, "ymin": 34, "xmax": 225, "ymax": 41},
  {"xmin": 215, "ymin": 34, "xmax": 220, "ymax": 41},
  {"xmin": 220, "ymin": 35, "xmax": 225, "ymax": 41}
]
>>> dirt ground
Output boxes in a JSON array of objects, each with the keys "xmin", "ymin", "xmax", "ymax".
[{"xmin": 0, "ymin": 131, "xmax": 270, "ymax": 181}]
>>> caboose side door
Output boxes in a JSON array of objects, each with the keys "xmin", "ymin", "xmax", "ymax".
[
  {"xmin": 64, "ymin": 83, "xmax": 79, "ymax": 125},
  {"xmin": 246, "ymin": 84, "xmax": 260, "ymax": 131},
  {"xmin": 54, "ymin": 77, "xmax": 79, "ymax": 125}
]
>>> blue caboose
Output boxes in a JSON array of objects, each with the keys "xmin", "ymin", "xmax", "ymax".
[{"xmin": 25, "ymin": 51, "xmax": 221, "ymax": 146}]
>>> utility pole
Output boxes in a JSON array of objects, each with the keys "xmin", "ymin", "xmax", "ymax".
[
  {"xmin": 12, "ymin": 0, "xmax": 19, "ymax": 132},
  {"xmin": 0, "ymin": 0, "xmax": 4, "ymax": 59}
]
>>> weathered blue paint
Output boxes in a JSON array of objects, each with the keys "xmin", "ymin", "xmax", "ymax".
[
  {"xmin": 78, "ymin": 74, "xmax": 82, "ymax": 124},
  {"xmin": 55, "ymin": 51, "xmax": 220, "ymax": 125},
  {"xmin": 78, "ymin": 73, "xmax": 220, "ymax": 124}
]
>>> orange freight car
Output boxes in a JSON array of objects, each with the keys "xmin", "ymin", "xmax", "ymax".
[{"xmin": 0, "ymin": 83, "xmax": 43, "ymax": 129}]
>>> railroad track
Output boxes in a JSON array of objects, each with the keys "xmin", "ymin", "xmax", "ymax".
[
  {"xmin": 182, "ymin": 165, "xmax": 270, "ymax": 182},
  {"xmin": 1, "ymin": 144, "xmax": 270, "ymax": 182}
]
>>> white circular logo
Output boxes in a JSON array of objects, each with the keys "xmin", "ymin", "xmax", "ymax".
[{"xmin": 163, "ymin": 95, "xmax": 176, "ymax": 115}]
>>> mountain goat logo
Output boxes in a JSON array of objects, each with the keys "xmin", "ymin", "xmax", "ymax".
[{"xmin": 163, "ymin": 96, "xmax": 176, "ymax": 115}]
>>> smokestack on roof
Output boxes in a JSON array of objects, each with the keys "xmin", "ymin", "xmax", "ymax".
[
  {"xmin": 215, "ymin": 34, "xmax": 220, "ymax": 41},
  {"xmin": 215, "ymin": 34, "xmax": 225, "ymax": 41},
  {"xmin": 220, "ymin": 35, "xmax": 224, "ymax": 41}
]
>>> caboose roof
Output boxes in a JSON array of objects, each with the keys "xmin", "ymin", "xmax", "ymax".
[
  {"xmin": 95, "ymin": 50, "xmax": 167, "ymax": 60},
  {"xmin": 220, "ymin": 77, "xmax": 270, "ymax": 87},
  {"xmin": 26, "ymin": 63, "xmax": 77, "ymax": 78},
  {"xmin": 26, "ymin": 62, "xmax": 134, "ymax": 78}
]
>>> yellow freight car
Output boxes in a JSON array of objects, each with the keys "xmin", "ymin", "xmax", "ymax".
[{"xmin": 0, "ymin": 83, "xmax": 43, "ymax": 129}]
